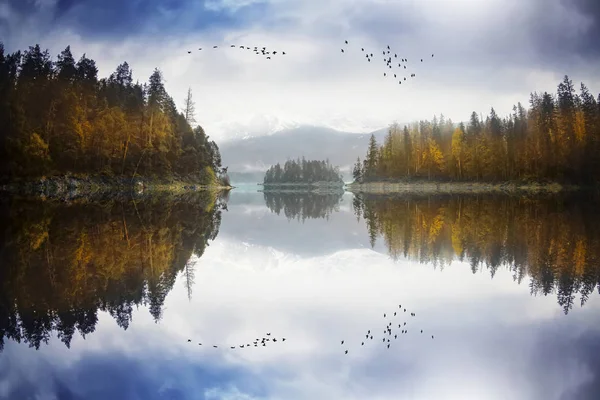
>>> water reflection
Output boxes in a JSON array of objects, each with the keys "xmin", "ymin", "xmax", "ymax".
[
  {"xmin": 0, "ymin": 192, "xmax": 224, "ymax": 352},
  {"xmin": 1, "ymin": 191, "xmax": 600, "ymax": 400},
  {"xmin": 263, "ymin": 191, "xmax": 344, "ymax": 221},
  {"xmin": 352, "ymin": 193, "xmax": 600, "ymax": 314}
]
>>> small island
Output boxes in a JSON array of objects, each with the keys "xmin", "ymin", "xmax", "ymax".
[{"xmin": 261, "ymin": 158, "xmax": 344, "ymax": 191}]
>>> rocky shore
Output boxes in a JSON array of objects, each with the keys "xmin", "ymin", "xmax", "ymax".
[{"xmin": 0, "ymin": 174, "xmax": 231, "ymax": 201}]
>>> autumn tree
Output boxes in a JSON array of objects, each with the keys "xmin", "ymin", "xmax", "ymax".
[
  {"xmin": 358, "ymin": 76, "xmax": 600, "ymax": 184},
  {"xmin": 0, "ymin": 42, "xmax": 225, "ymax": 185}
]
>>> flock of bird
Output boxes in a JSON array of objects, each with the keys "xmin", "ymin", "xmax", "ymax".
[
  {"xmin": 340, "ymin": 303, "xmax": 434, "ymax": 355},
  {"xmin": 186, "ymin": 332, "xmax": 286, "ymax": 349},
  {"xmin": 184, "ymin": 304, "xmax": 434, "ymax": 356},
  {"xmin": 185, "ymin": 40, "xmax": 435, "ymax": 82},
  {"xmin": 187, "ymin": 44, "xmax": 286, "ymax": 60},
  {"xmin": 341, "ymin": 40, "xmax": 434, "ymax": 86}
]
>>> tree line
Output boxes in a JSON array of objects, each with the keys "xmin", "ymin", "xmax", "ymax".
[
  {"xmin": 264, "ymin": 158, "xmax": 343, "ymax": 184},
  {"xmin": 0, "ymin": 43, "xmax": 228, "ymax": 184},
  {"xmin": 353, "ymin": 76, "xmax": 600, "ymax": 184},
  {"xmin": 0, "ymin": 193, "xmax": 224, "ymax": 351},
  {"xmin": 352, "ymin": 193, "xmax": 600, "ymax": 314}
]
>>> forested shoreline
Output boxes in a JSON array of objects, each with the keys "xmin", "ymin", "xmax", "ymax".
[
  {"xmin": 353, "ymin": 76, "xmax": 600, "ymax": 186},
  {"xmin": 0, "ymin": 43, "xmax": 229, "ymax": 187}
]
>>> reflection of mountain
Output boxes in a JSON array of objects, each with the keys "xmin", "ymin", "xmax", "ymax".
[
  {"xmin": 0, "ymin": 193, "xmax": 224, "ymax": 352},
  {"xmin": 263, "ymin": 191, "xmax": 345, "ymax": 221},
  {"xmin": 217, "ymin": 192, "xmax": 372, "ymax": 257},
  {"xmin": 353, "ymin": 193, "xmax": 600, "ymax": 314}
]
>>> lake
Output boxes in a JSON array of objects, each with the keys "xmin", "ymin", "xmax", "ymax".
[{"xmin": 1, "ymin": 190, "xmax": 599, "ymax": 400}]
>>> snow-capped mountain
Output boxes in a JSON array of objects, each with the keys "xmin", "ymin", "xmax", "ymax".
[
  {"xmin": 204, "ymin": 113, "xmax": 391, "ymax": 143},
  {"xmin": 204, "ymin": 113, "xmax": 303, "ymax": 143},
  {"xmin": 219, "ymin": 125, "xmax": 391, "ymax": 182}
]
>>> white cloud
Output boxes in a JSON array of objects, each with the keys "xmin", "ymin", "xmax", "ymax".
[{"xmin": 3, "ymin": 0, "xmax": 600, "ymax": 141}]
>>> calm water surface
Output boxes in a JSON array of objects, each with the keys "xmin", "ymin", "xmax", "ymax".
[{"xmin": 1, "ymin": 190, "xmax": 599, "ymax": 400}]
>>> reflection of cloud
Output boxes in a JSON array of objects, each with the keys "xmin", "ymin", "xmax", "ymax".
[
  {"xmin": 219, "ymin": 192, "xmax": 372, "ymax": 256},
  {"xmin": 2, "ymin": 202, "xmax": 600, "ymax": 399},
  {"xmin": 3, "ymin": 235, "xmax": 600, "ymax": 399},
  {"xmin": 0, "ymin": 337, "xmax": 269, "ymax": 400}
]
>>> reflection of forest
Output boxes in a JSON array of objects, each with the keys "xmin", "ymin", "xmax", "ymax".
[
  {"xmin": 0, "ymin": 193, "xmax": 224, "ymax": 351},
  {"xmin": 353, "ymin": 193, "xmax": 600, "ymax": 314},
  {"xmin": 263, "ymin": 191, "xmax": 344, "ymax": 221}
]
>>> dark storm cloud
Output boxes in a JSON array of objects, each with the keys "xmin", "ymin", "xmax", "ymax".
[
  {"xmin": 341, "ymin": 0, "xmax": 600, "ymax": 73},
  {"xmin": 568, "ymin": 0, "xmax": 600, "ymax": 57},
  {"xmin": 0, "ymin": 0, "xmax": 267, "ymax": 42},
  {"xmin": 525, "ymin": 0, "xmax": 600, "ymax": 64}
]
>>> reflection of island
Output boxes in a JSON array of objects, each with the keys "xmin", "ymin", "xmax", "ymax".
[
  {"xmin": 0, "ymin": 192, "xmax": 224, "ymax": 351},
  {"xmin": 353, "ymin": 193, "xmax": 600, "ymax": 314},
  {"xmin": 263, "ymin": 191, "xmax": 344, "ymax": 221}
]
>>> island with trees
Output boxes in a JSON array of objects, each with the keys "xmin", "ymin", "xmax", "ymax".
[
  {"xmin": 263, "ymin": 190, "xmax": 344, "ymax": 221},
  {"xmin": 349, "ymin": 76, "xmax": 600, "ymax": 193},
  {"xmin": 261, "ymin": 158, "xmax": 344, "ymax": 191},
  {"xmin": 0, "ymin": 43, "xmax": 231, "ymax": 197}
]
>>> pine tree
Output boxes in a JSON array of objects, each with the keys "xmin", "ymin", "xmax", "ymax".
[
  {"xmin": 352, "ymin": 157, "xmax": 363, "ymax": 182},
  {"xmin": 364, "ymin": 134, "xmax": 379, "ymax": 180},
  {"xmin": 183, "ymin": 87, "xmax": 196, "ymax": 126}
]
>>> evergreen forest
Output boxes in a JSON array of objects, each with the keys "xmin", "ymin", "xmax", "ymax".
[
  {"xmin": 0, "ymin": 43, "xmax": 226, "ymax": 184},
  {"xmin": 353, "ymin": 76, "xmax": 600, "ymax": 184}
]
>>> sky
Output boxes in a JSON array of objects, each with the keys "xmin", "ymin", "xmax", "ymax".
[
  {"xmin": 2, "ymin": 191, "xmax": 600, "ymax": 399},
  {"xmin": 1, "ymin": 0, "xmax": 600, "ymax": 141}
]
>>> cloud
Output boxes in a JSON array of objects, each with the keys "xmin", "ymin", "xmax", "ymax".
[
  {"xmin": 2, "ymin": 226, "xmax": 600, "ymax": 399},
  {"xmin": 1, "ymin": 0, "xmax": 599, "ymax": 141}
]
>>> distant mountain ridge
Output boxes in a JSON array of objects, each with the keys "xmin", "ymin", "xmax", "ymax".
[{"xmin": 219, "ymin": 125, "xmax": 391, "ymax": 183}]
